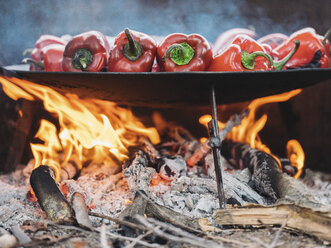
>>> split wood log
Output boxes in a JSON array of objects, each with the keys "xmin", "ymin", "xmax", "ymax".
[
  {"xmin": 71, "ymin": 192, "xmax": 92, "ymax": 230},
  {"xmin": 214, "ymin": 203, "xmax": 331, "ymax": 242},
  {"xmin": 30, "ymin": 165, "xmax": 74, "ymax": 223}
]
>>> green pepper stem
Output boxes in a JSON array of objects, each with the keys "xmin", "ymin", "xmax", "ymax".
[
  {"xmin": 72, "ymin": 48, "xmax": 93, "ymax": 71},
  {"xmin": 274, "ymin": 39, "xmax": 300, "ymax": 71},
  {"xmin": 162, "ymin": 44, "xmax": 184, "ymax": 62},
  {"xmin": 123, "ymin": 28, "xmax": 143, "ymax": 62},
  {"xmin": 124, "ymin": 28, "xmax": 136, "ymax": 54},
  {"xmin": 241, "ymin": 51, "xmax": 274, "ymax": 70},
  {"xmin": 22, "ymin": 58, "xmax": 45, "ymax": 70},
  {"xmin": 322, "ymin": 28, "xmax": 331, "ymax": 45},
  {"xmin": 162, "ymin": 42, "xmax": 195, "ymax": 65},
  {"xmin": 22, "ymin": 48, "xmax": 33, "ymax": 56}
]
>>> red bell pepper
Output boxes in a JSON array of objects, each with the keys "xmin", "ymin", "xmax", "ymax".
[
  {"xmin": 208, "ymin": 35, "xmax": 299, "ymax": 71},
  {"xmin": 272, "ymin": 28, "xmax": 329, "ymax": 69},
  {"xmin": 257, "ymin": 33, "xmax": 288, "ymax": 49},
  {"xmin": 107, "ymin": 28, "xmax": 157, "ymax": 72},
  {"xmin": 62, "ymin": 31, "xmax": 110, "ymax": 72},
  {"xmin": 29, "ymin": 35, "xmax": 66, "ymax": 71},
  {"xmin": 213, "ymin": 28, "xmax": 256, "ymax": 55},
  {"xmin": 23, "ymin": 44, "xmax": 65, "ymax": 71},
  {"xmin": 156, "ymin": 33, "xmax": 213, "ymax": 72}
]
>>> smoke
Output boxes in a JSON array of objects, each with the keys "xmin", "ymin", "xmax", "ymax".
[{"xmin": 0, "ymin": 0, "xmax": 328, "ymax": 65}]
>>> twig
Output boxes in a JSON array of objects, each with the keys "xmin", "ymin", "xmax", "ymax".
[
  {"xmin": 125, "ymin": 229, "xmax": 155, "ymax": 248},
  {"xmin": 268, "ymin": 218, "xmax": 288, "ymax": 248},
  {"xmin": 247, "ymin": 236, "xmax": 269, "ymax": 248},
  {"xmin": 105, "ymin": 230, "xmax": 161, "ymax": 248},
  {"xmin": 135, "ymin": 215, "xmax": 222, "ymax": 248},
  {"xmin": 207, "ymin": 234, "xmax": 255, "ymax": 248},
  {"xmin": 100, "ymin": 223, "xmax": 110, "ymax": 248},
  {"xmin": 11, "ymin": 225, "xmax": 32, "ymax": 244},
  {"xmin": 88, "ymin": 211, "xmax": 147, "ymax": 232},
  {"xmin": 219, "ymin": 109, "xmax": 249, "ymax": 141}
]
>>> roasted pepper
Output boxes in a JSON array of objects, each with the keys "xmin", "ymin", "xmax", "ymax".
[
  {"xmin": 23, "ymin": 44, "xmax": 65, "ymax": 71},
  {"xmin": 208, "ymin": 35, "xmax": 299, "ymax": 71},
  {"xmin": 157, "ymin": 33, "xmax": 213, "ymax": 71},
  {"xmin": 257, "ymin": 33, "xmax": 288, "ymax": 49},
  {"xmin": 29, "ymin": 35, "xmax": 66, "ymax": 71},
  {"xmin": 272, "ymin": 28, "xmax": 329, "ymax": 69},
  {"xmin": 213, "ymin": 28, "xmax": 256, "ymax": 54},
  {"xmin": 62, "ymin": 31, "xmax": 110, "ymax": 72},
  {"xmin": 107, "ymin": 28, "xmax": 157, "ymax": 72}
]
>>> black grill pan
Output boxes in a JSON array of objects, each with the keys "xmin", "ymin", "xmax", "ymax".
[{"xmin": 2, "ymin": 65, "xmax": 331, "ymax": 108}]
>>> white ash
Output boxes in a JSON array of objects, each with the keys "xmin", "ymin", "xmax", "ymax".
[{"xmin": 159, "ymin": 156, "xmax": 187, "ymax": 181}]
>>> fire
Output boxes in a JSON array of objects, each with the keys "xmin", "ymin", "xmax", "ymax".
[
  {"xmin": 199, "ymin": 89, "xmax": 305, "ymax": 177},
  {"xmin": 0, "ymin": 76, "xmax": 160, "ymax": 181}
]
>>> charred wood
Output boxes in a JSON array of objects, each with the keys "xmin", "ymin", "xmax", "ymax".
[
  {"xmin": 123, "ymin": 150, "xmax": 156, "ymax": 197},
  {"xmin": 138, "ymin": 137, "xmax": 161, "ymax": 165},
  {"xmin": 186, "ymin": 110, "xmax": 248, "ymax": 167},
  {"xmin": 221, "ymin": 140, "xmax": 281, "ymax": 202},
  {"xmin": 118, "ymin": 190, "xmax": 149, "ymax": 237},
  {"xmin": 30, "ymin": 165, "xmax": 74, "ymax": 223},
  {"xmin": 71, "ymin": 192, "xmax": 92, "ymax": 230}
]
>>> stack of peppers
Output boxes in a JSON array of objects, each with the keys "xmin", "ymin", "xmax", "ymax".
[{"xmin": 23, "ymin": 27, "xmax": 331, "ymax": 72}]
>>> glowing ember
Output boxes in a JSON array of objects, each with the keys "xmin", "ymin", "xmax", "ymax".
[
  {"xmin": 0, "ymin": 76, "xmax": 160, "ymax": 181},
  {"xmin": 199, "ymin": 89, "xmax": 305, "ymax": 177}
]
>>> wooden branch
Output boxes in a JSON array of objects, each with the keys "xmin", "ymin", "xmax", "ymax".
[
  {"xmin": 214, "ymin": 203, "xmax": 331, "ymax": 242},
  {"xmin": 135, "ymin": 215, "xmax": 222, "ymax": 248},
  {"xmin": 186, "ymin": 110, "xmax": 248, "ymax": 167},
  {"xmin": 145, "ymin": 200, "xmax": 201, "ymax": 233},
  {"xmin": 71, "ymin": 192, "xmax": 92, "ymax": 230},
  {"xmin": 88, "ymin": 211, "xmax": 146, "ymax": 232},
  {"xmin": 10, "ymin": 225, "xmax": 31, "ymax": 244}
]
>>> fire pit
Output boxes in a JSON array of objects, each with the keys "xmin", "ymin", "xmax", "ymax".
[{"xmin": 1, "ymin": 0, "xmax": 331, "ymax": 247}]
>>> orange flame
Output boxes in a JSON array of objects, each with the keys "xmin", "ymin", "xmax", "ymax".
[
  {"xmin": 0, "ymin": 76, "xmax": 160, "ymax": 181},
  {"xmin": 199, "ymin": 89, "xmax": 305, "ymax": 177}
]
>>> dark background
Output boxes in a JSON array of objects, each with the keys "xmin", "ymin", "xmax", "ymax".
[{"xmin": 0, "ymin": 0, "xmax": 330, "ymax": 173}]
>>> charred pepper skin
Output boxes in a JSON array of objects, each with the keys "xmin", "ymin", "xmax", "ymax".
[
  {"xmin": 157, "ymin": 33, "xmax": 213, "ymax": 72},
  {"xmin": 30, "ymin": 35, "xmax": 66, "ymax": 71},
  {"xmin": 62, "ymin": 31, "xmax": 110, "ymax": 72},
  {"xmin": 107, "ymin": 28, "xmax": 157, "ymax": 72},
  {"xmin": 257, "ymin": 33, "xmax": 289, "ymax": 49},
  {"xmin": 213, "ymin": 28, "xmax": 256, "ymax": 55},
  {"xmin": 272, "ymin": 28, "xmax": 329, "ymax": 69}
]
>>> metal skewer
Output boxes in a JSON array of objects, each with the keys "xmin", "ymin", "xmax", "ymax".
[{"xmin": 208, "ymin": 85, "xmax": 226, "ymax": 209}]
